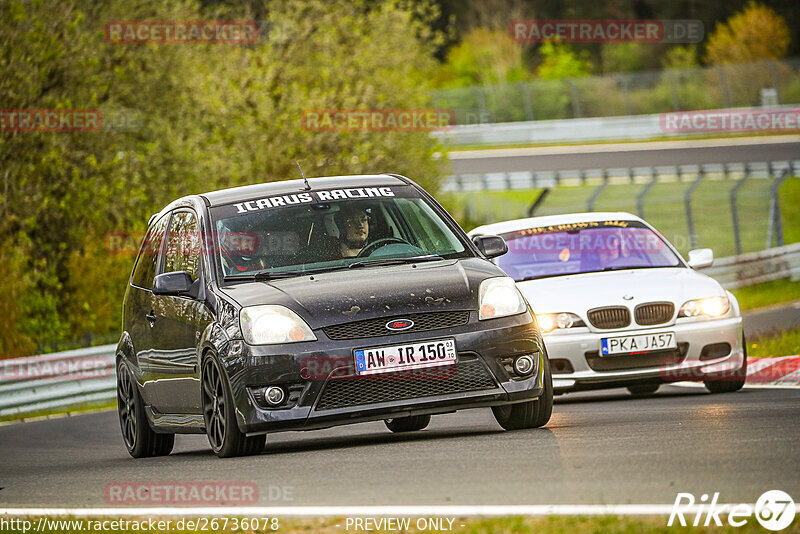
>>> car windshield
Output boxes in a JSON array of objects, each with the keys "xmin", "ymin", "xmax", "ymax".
[
  {"xmin": 209, "ymin": 185, "xmax": 469, "ymax": 279},
  {"xmin": 496, "ymin": 220, "xmax": 682, "ymax": 281}
]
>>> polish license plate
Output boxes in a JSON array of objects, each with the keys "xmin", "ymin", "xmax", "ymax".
[
  {"xmin": 354, "ymin": 338, "xmax": 456, "ymax": 375},
  {"xmin": 601, "ymin": 332, "xmax": 676, "ymax": 356}
]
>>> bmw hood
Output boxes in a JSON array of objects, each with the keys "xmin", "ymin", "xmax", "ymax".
[
  {"xmin": 218, "ymin": 258, "xmax": 502, "ymax": 328},
  {"xmin": 516, "ymin": 267, "xmax": 727, "ymax": 317}
]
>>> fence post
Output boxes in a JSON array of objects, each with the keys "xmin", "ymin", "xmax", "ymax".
[
  {"xmin": 766, "ymin": 168, "xmax": 790, "ymax": 248},
  {"xmin": 637, "ymin": 167, "xmax": 658, "ymax": 218},
  {"xmin": 568, "ymin": 80, "xmax": 582, "ymax": 118},
  {"xmin": 522, "ymin": 82, "xmax": 534, "ymax": 120},
  {"xmin": 528, "ymin": 189, "xmax": 550, "ymax": 217},
  {"xmin": 587, "ymin": 170, "xmax": 609, "ymax": 212},
  {"xmin": 619, "ymin": 74, "xmax": 632, "ymax": 115},
  {"xmin": 729, "ymin": 163, "xmax": 750, "ymax": 255},
  {"xmin": 684, "ymin": 167, "xmax": 705, "ymax": 249},
  {"xmin": 716, "ymin": 66, "xmax": 731, "ymax": 108},
  {"xmin": 667, "ymin": 71, "xmax": 680, "ymax": 110}
]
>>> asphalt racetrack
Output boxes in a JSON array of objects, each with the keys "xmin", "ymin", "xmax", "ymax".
[
  {"xmin": 1, "ymin": 386, "xmax": 798, "ymax": 508},
  {"xmin": 446, "ymin": 136, "xmax": 800, "ymax": 175}
]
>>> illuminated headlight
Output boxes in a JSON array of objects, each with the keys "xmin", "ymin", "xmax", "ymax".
[
  {"xmin": 240, "ymin": 305, "xmax": 316, "ymax": 345},
  {"xmin": 678, "ymin": 296, "xmax": 730, "ymax": 318},
  {"xmin": 478, "ymin": 277, "xmax": 527, "ymax": 320},
  {"xmin": 536, "ymin": 312, "xmax": 586, "ymax": 333}
]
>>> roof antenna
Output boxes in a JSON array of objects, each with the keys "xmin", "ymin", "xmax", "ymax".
[{"xmin": 297, "ymin": 161, "xmax": 311, "ymax": 191}]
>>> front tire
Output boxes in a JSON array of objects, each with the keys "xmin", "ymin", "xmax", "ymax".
[
  {"xmin": 385, "ymin": 415, "xmax": 431, "ymax": 433},
  {"xmin": 202, "ymin": 356, "xmax": 265, "ymax": 458},
  {"xmin": 492, "ymin": 355, "xmax": 553, "ymax": 430},
  {"xmin": 117, "ymin": 361, "xmax": 174, "ymax": 458},
  {"xmin": 704, "ymin": 337, "xmax": 747, "ymax": 394}
]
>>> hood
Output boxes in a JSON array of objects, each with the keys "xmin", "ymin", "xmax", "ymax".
[
  {"xmin": 217, "ymin": 258, "xmax": 502, "ymax": 328},
  {"xmin": 517, "ymin": 267, "xmax": 725, "ymax": 316}
]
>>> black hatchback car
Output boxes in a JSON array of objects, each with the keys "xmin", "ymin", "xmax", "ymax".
[{"xmin": 117, "ymin": 174, "xmax": 552, "ymax": 457}]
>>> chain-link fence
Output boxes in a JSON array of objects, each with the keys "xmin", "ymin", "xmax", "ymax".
[
  {"xmin": 439, "ymin": 161, "xmax": 799, "ymax": 259},
  {"xmin": 432, "ymin": 59, "xmax": 800, "ymax": 125}
]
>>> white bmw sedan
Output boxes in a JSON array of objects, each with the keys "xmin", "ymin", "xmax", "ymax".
[{"xmin": 469, "ymin": 212, "xmax": 746, "ymax": 396}]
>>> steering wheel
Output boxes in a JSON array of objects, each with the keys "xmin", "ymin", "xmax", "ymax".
[{"xmin": 356, "ymin": 237, "xmax": 411, "ymax": 257}]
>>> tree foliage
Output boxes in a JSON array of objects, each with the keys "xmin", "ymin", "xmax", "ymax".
[
  {"xmin": 705, "ymin": 2, "xmax": 791, "ymax": 64},
  {"xmin": 0, "ymin": 0, "xmax": 446, "ymax": 356}
]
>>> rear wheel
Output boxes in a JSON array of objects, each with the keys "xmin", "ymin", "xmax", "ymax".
[
  {"xmin": 117, "ymin": 361, "xmax": 174, "ymax": 458},
  {"xmin": 705, "ymin": 337, "xmax": 747, "ymax": 394},
  {"xmin": 493, "ymin": 355, "xmax": 553, "ymax": 430},
  {"xmin": 202, "ymin": 356, "xmax": 265, "ymax": 458},
  {"xmin": 627, "ymin": 383, "xmax": 660, "ymax": 397},
  {"xmin": 384, "ymin": 415, "xmax": 431, "ymax": 433}
]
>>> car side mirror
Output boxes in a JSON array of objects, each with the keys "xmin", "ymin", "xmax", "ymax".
[
  {"xmin": 687, "ymin": 248, "xmax": 713, "ymax": 269},
  {"xmin": 473, "ymin": 235, "xmax": 508, "ymax": 259},
  {"xmin": 153, "ymin": 271, "xmax": 194, "ymax": 296}
]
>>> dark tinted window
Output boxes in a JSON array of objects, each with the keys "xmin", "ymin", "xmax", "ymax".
[
  {"xmin": 131, "ymin": 213, "xmax": 170, "ymax": 289},
  {"xmin": 163, "ymin": 211, "xmax": 201, "ymax": 280}
]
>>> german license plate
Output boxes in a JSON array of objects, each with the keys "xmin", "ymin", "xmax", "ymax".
[
  {"xmin": 354, "ymin": 338, "xmax": 456, "ymax": 375},
  {"xmin": 601, "ymin": 332, "xmax": 676, "ymax": 356}
]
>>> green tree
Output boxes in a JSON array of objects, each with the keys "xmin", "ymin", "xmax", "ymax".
[
  {"xmin": 705, "ymin": 2, "xmax": 790, "ymax": 64},
  {"xmin": 536, "ymin": 39, "xmax": 591, "ymax": 80},
  {"xmin": 436, "ymin": 27, "xmax": 529, "ymax": 87}
]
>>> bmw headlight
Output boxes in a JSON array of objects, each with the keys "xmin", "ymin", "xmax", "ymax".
[
  {"xmin": 678, "ymin": 296, "xmax": 730, "ymax": 318},
  {"xmin": 536, "ymin": 312, "xmax": 586, "ymax": 333},
  {"xmin": 478, "ymin": 277, "xmax": 527, "ymax": 320},
  {"xmin": 240, "ymin": 305, "xmax": 317, "ymax": 345}
]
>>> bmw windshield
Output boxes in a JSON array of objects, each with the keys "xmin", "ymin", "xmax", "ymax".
[
  {"xmin": 209, "ymin": 185, "xmax": 470, "ymax": 279},
  {"xmin": 497, "ymin": 220, "xmax": 682, "ymax": 281}
]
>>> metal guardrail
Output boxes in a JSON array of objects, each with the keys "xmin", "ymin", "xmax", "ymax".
[
  {"xmin": 1, "ymin": 242, "xmax": 798, "ymax": 419},
  {"xmin": 0, "ymin": 344, "xmax": 116, "ymax": 418},
  {"xmin": 432, "ymin": 105, "xmax": 800, "ymax": 146},
  {"xmin": 702, "ymin": 242, "xmax": 800, "ymax": 290}
]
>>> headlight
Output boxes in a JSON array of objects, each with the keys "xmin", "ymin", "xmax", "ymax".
[
  {"xmin": 240, "ymin": 305, "xmax": 316, "ymax": 345},
  {"xmin": 678, "ymin": 296, "xmax": 730, "ymax": 318},
  {"xmin": 536, "ymin": 312, "xmax": 586, "ymax": 333},
  {"xmin": 478, "ymin": 277, "xmax": 527, "ymax": 320}
]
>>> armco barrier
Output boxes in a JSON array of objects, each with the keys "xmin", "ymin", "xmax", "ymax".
[
  {"xmin": 0, "ymin": 344, "xmax": 116, "ymax": 418},
  {"xmin": 701, "ymin": 242, "xmax": 800, "ymax": 289},
  {"xmin": 0, "ymin": 244, "xmax": 797, "ymax": 419},
  {"xmin": 432, "ymin": 105, "xmax": 800, "ymax": 146}
]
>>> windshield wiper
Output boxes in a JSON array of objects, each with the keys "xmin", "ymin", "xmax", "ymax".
[
  {"xmin": 251, "ymin": 270, "xmax": 309, "ymax": 281},
  {"xmin": 348, "ymin": 254, "xmax": 443, "ymax": 269}
]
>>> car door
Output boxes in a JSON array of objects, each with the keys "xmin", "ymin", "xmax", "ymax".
[
  {"xmin": 125, "ymin": 212, "xmax": 170, "ymax": 407},
  {"xmin": 149, "ymin": 209, "xmax": 211, "ymax": 414}
]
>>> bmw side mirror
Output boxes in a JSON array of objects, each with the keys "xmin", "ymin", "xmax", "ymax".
[
  {"xmin": 687, "ymin": 248, "xmax": 713, "ymax": 269},
  {"xmin": 153, "ymin": 271, "xmax": 194, "ymax": 296},
  {"xmin": 473, "ymin": 235, "xmax": 508, "ymax": 259}
]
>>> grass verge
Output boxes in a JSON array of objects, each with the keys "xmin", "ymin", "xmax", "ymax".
[
  {"xmin": 732, "ymin": 279, "xmax": 800, "ymax": 312},
  {"xmin": 748, "ymin": 328, "xmax": 800, "ymax": 358},
  {"xmin": 0, "ymin": 400, "xmax": 116, "ymax": 424}
]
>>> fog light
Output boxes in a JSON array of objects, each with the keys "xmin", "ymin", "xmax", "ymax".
[
  {"xmin": 514, "ymin": 355, "xmax": 535, "ymax": 375},
  {"xmin": 264, "ymin": 386, "xmax": 286, "ymax": 406}
]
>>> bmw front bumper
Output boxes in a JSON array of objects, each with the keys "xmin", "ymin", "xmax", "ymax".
[
  {"xmin": 543, "ymin": 315, "xmax": 745, "ymax": 393},
  {"xmin": 216, "ymin": 310, "xmax": 547, "ymax": 435}
]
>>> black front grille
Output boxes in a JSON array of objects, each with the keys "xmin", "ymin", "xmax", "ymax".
[
  {"xmin": 323, "ymin": 311, "xmax": 470, "ymax": 341},
  {"xmin": 587, "ymin": 306, "xmax": 631, "ymax": 329},
  {"xmin": 635, "ymin": 302, "xmax": 675, "ymax": 326},
  {"xmin": 585, "ymin": 343, "xmax": 689, "ymax": 371},
  {"xmin": 315, "ymin": 358, "xmax": 496, "ymax": 410}
]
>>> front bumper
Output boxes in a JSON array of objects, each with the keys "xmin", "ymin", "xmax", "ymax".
[
  {"xmin": 543, "ymin": 315, "xmax": 744, "ymax": 393},
  {"xmin": 217, "ymin": 311, "xmax": 546, "ymax": 435}
]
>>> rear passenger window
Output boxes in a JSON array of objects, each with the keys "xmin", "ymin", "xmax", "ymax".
[
  {"xmin": 163, "ymin": 211, "xmax": 201, "ymax": 280},
  {"xmin": 131, "ymin": 213, "xmax": 170, "ymax": 289}
]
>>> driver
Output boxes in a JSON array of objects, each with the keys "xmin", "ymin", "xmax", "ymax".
[{"xmin": 335, "ymin": 205, "xmax": 371, "ymax": 258}]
